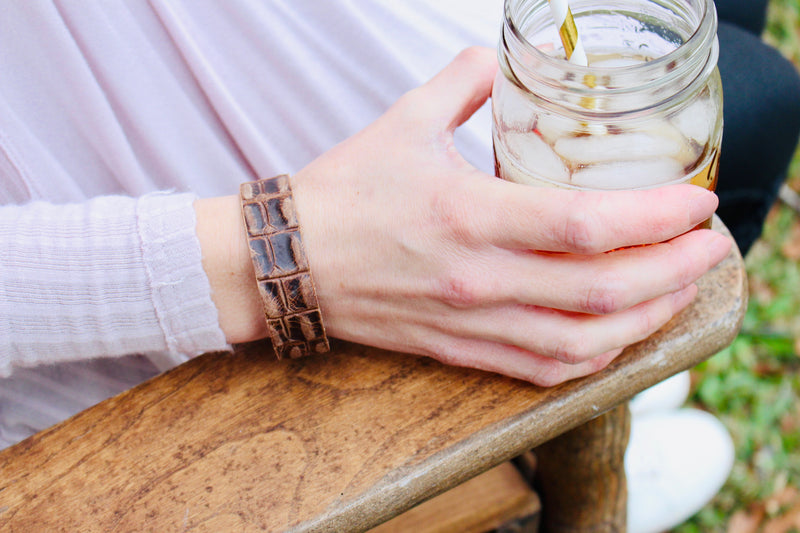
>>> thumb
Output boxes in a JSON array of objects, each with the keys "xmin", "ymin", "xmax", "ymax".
[{"xmin": 416, "ymin": 47, "xmax": 498, "ymax": 132}]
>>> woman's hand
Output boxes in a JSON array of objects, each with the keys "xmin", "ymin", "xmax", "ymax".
[{"xmin": 201, "ymin": 47, "xmax": 731, "ymax": 387}]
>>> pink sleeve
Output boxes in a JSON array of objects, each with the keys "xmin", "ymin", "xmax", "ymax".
[{"xmin": 0, "ymin": 191, "xmax": 230, "ymax": 376}]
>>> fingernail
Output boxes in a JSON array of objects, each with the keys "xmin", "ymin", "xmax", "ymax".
[
  {"xmin": 706, "ymin": 233, "xmax": 732, "ymax": 266},
  {"xmin": 688, "ymin": 190, "xmax": 719, "ymax": 226}
]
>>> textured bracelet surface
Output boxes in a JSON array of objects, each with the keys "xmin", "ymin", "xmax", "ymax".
[{"xmin": 240, "ymin": 175, "xmax": 330, "ymax": 359}]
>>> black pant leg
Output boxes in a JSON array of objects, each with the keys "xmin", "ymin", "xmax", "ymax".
[
  {"xmin": 716, "ymin": 22, "xmax": 800, "ymax": 254},
  {"xmin": 714, "ymin": 0, "xmax": 769, "ymax": 35}
]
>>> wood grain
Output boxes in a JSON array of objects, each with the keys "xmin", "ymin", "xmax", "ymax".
[
  {"xmin": 0, "ymin": 218, "xmax": 747, "ymax": 532},
  {"xmin": 369, "ymin": 461, "xmax": 540, "ymax": 533},
  {"xmin": 535, "ymin": 404, "xmax": 630, "ymax": 531}
]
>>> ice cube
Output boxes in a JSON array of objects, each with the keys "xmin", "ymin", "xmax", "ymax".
[
  {"xmin": 638, "ymin": 118, "xmax": 701, "ymax": 167},
  {"xmin": 497, "ymin": 90, "xmax": 537, "ymax": 131},
  {"xmin": 503, "ymin": 131, "xmax": 570, "ymax": 185},
  {"xmin": 554, "ymin": 131, "xmax": 684, "ymax": 165},
  {"xmin": 570, "ymin": 158, "xmax": 686, "ymax": 190},
  {"xmin": 534, "ymin": 111, "xmax": 585, "ymax": 144},
  {"xmin": 671, "ymin": 98, "xmax": 714, "ymax": 146}
]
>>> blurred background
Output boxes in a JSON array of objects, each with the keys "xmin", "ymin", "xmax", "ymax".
[{"xmin": 677, "ymin": 0, "xmax": 800, "ymax": 530}]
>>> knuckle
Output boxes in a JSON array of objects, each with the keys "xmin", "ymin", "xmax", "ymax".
[
  {"xmin": 551, "ymin": 335, "xmax": 593, "ymax": 365},
  {"xmin": 582, "ymin": 272, "xmax": 627, "ymax": 315},
  {"xmin": 437, "ymin": 270, "xmax": 483, "ymax": 308},
  {"xmin": 561, "ymin": 205, "xmax": 603, "ymax": 254}
]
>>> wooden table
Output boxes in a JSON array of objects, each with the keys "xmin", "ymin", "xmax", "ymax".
[{"xmin": 0, "ymin": 218, "xmax": 748, "ymax": 532}]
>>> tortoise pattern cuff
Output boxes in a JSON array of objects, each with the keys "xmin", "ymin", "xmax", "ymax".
[{"xmin": 239, "ymin": 175, "xmax": 330, "ymax": 359}]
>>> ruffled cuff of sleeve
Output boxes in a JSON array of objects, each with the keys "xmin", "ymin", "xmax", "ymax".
[
  {"xmin": 136, "ymin": 191, "xmax": 230, "ymax": 370},
  {"xmin": 0, "ymin": 192, "xmax": 230, "ymax": 376}
]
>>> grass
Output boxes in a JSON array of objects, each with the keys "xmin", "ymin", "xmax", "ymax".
[{"xmin": 674, "ymin": 0, "xmax": 800, "ymax": 530}]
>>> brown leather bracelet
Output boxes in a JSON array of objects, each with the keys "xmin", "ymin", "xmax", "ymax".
[{"xmin": 239, "ymin": 175, "xmax": 330, "ymax": 359}]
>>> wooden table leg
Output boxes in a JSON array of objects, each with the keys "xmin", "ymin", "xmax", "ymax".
[{"xmin": 533, "ymin": 403, "xmax": 631, "ymax": 532}]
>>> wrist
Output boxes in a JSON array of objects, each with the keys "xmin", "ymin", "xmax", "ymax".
[
  {"xmin": 194, "ymin": 195, "xmax": 268, "ymax": 344},
  {"xmin": 238, "ymin": 176, "xmax": 330, "ymax": 359}
]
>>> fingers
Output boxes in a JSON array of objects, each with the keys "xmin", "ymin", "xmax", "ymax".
[
  {"xmin": 424, "ymin": 282, "xmax": 697, "ymax": 387},
  {"xmin": 444, "ymin": 284, "xmax": 698, "ymax": 366},
  {"xmin": 399, "ymin": 46, "xmax": 498, "ymax": 131},
  {"xmin": 432, "ymin": 228, "xmax": 729, "ymax": 315},
  {"xmin": 432, "ymin": 336, "xmax": 623, "ymax": 387},
  {"xmin": 495, "ymin": 228, "xmax": 730, "ymax": 314},
  {"xmin": 467, "ymin": 181, "xmax": 720, "ymax": 253}
]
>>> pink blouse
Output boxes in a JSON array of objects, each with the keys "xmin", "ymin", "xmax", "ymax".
[{"xmin": 0, "ymin": 0, "xmax": 500, "ymax": 447}]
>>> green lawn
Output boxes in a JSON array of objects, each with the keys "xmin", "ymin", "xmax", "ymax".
[{"xmin": 675, "ymin": 0, "xmax": 800, "ymax": 530}]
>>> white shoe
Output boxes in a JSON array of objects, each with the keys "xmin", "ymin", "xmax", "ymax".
[
  {"xmin": 629, "ymin": 370, "xmax": 691, "ymax": 416},
  {"xmin": 626, "ymin": 408, "xmax": 734, "ymax": 533}
]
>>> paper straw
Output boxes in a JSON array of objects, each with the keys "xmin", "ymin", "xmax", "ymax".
[{"xmin": 548, "ymin": 0, "xmax": 588, "ymax": 66}]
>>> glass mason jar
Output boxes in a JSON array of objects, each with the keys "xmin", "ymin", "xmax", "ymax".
[{"xmin": 492, "ymin": 0, "xmax": 723, "ymax": 226}]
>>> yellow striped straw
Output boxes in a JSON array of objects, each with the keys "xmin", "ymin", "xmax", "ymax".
[{"xmin": 548, "ymin": 0, "xmax": 588, "ymax": 66}]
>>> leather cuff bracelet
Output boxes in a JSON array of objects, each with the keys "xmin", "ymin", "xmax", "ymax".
[{"xmin": 240, "ymin": 175, "xmax": 330, "ymax": 359}]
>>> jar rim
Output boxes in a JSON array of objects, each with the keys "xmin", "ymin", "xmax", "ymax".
[
  {"xmin": 500, "ymin": 0, "xmax": 719, "ymax": 116},
  {"xmin": 503, "ymin": 0, "xmax": 716, "ymax": 77}
]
